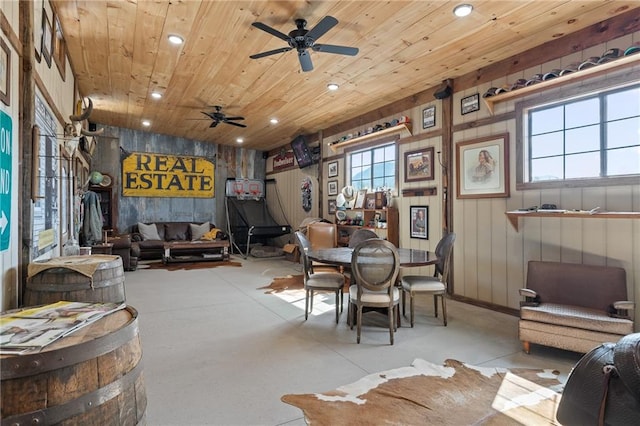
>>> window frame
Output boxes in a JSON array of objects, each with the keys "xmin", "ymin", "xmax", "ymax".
[
  {"xmin": 344, "ymin": 135, "xmax": 399, "ymax": 193},
  {"xmin": 515, "ymin": 71, "xmax": 639, "ymax": 190}
]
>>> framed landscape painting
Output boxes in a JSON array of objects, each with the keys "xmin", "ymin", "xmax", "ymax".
[{"xmin": 404, "ymin": 147, "xmax": 435, "ymax": 182}]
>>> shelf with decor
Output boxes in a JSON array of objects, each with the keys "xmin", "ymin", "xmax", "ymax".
[
  {"xmin": 329, "ymin": 124, "xmax": 412, "ymax": 152},
  {"xmin": 335, "ymin": 207, "xmax": 399, "ymax": 247},
  {"xmin": 484, "ymin": 54, "xmax": 640, "ymax": 115},
  {"xmin": 505, "ymin": 210, "xmax": 640, "ymax": 232}
]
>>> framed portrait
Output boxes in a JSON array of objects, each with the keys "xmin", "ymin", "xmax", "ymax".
[
  {"xmin": 365, "ymin": 193, "xmax": 376, "ymax": 210},
  {"xmin": 456, "ymin": 133, "xmax": 510, "ymax": 199},
  {"xmin": 41, "ymin": 9, "xmax": 53, "ymax": 67},
  {"xmin": 328, "ymin": 161, "xmax": 338, "ymax": 177},
  {"xmin": 410, "ymin": 206, "xmax": 428, "ymax": 239},
  {"xmin": 461, "ymin": 93, "xmax": 480, "ymax": 115},
  {"xmin": 327, "ymin": 180, "xmax": 338, "ymax": 196},
  {"xmin": 328, "ymin": 199, "xmax": 337, "ymax": 215},
  {"xmin": 422, "ymin": 105, "xmax": 436, "ymax": 129},
  {"xmin": 354, "ymin": 189, "xmax": 367, "ymax": 209},
  {"xmin": 0, "ymin": 37, "xmax": 10, "ymax": 106},
  {"xmin": 404, "ymin": 147, "xmax": 435, "ymax": 182}
]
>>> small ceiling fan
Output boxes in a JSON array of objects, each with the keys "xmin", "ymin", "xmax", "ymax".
[
  {"xmin": 250, "ymin": 16, "xmax": 359, "ymax": 72},
  {"xmin": 198, "ymin": 106, "xmax": 246, "ymax": 128}
]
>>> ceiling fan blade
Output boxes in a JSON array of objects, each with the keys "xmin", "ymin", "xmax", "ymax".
[
  {"xmin": 250, "ymin": 47, "xmax": 292, "ymax": 59},
  {"xmin": 306, "ymin": 16, "xmax": 338, "ymax": 41},
  {"xmin": 209, "ymin": 121, "xmax": 219, "ymax": 128},
  {"xmin": 312, "ymin": 44, "xmax": 359, "ymax": 56},
  {"xmin": 298, "ymin": 50, "xmax": 313, "ymax": 72},
  {"xmin": 252, "ymin": 22, "xmax": 290, "ymax": 42},
  {"xmin": 225, "ymin": 121, "xmax": 247, "ymax": 128},
  {"xmin": 223, "ymin": 116, "xmax": 245, "ymax": 121}
]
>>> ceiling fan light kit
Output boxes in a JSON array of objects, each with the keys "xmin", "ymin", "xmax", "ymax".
[{"xmin": 250, "ymin": 16, "xmax": 359, "ymax": 72}]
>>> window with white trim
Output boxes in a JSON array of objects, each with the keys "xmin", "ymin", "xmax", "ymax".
[
  {"xmin": 525, "ymin": 83, "xmax": 639, "ymax": 183},
  {"xmin": 349, "ymin": 143, "xmax": 396, "ymax": 191}
]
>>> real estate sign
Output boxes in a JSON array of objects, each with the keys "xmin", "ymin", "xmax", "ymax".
[{"xmin": 122, "ymin": 152, "xmax": 214, "ymax": 198}]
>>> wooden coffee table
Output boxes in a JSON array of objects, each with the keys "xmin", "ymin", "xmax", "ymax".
[{"xmin": 162, "ymin": 241, "xmax": 230, "ymax": 263}]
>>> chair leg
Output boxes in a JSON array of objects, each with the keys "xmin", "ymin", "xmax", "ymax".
[
  {"xmin": 396, "ymin": 304, "xmax": 401, "ymax": 329},
  {"xmin": 389, "ymin": 307, "xmax": 394, "ymax": 345},
  {"xmin": 335, "ymin": 290, "xmax": 340, "ymax": 324},
  {"xmin": 433, "ymin": 294, "xmax": 439, "ymax": 318},
  {"xmin": 441, "ymin": 294, "xmax": 447, "ymax": 326},
  {"xmin": 309, "ymin": 290, "xmax": 314, "ymax": 313},
  {"xmin": 357, "ymin": 306, "xmax": 363, "ymax": 343},
  {"xmin": 410, "ymin": 293, "xmax": 415, "ymax": 328},
  {"xmin": 305, "ymin": 289, "xmax": 310, "ymax": 320},
  {"xmin": 523, "ymin": 341, "xmax": 531, "ymax": 354},
  {"xmin": 402, "ymin": 290, "xmax": 406, "ymax": 318}
]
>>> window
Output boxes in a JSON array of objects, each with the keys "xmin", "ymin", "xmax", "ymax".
[
  {"xmin": 349, "ymin": 143, "xmax": 396, "ymax": 191},
  {"xmin": 525, "ymin": 84, "xmax": 639, "ymax": 183}
]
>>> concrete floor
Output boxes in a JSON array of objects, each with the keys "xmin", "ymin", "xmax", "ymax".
[{"xmin": 124, "ymin": 255, "xmax": 582, "ymax": 426}]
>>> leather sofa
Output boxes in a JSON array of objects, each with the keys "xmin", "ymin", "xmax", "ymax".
[
  {"xmin": 131, "ymin": 221, "xmax": 227, "ymax": 260},
  {"xmin": 109, "ymin": 234, "xmax": 140, "ymax": 271},
  {"xmin": 519, "ymin": 260, "xmax": 634, "ymax": 354}
]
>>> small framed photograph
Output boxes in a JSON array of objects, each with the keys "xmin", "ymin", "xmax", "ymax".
[
  {"xmin": 0, "ymin": 37, "xmax": 10, "ymax": 106},
  {"xmin": 41, "ymin": 9, "xmax": 53, "ymax": 67},
  {"xmin": 354, "ymin": 189, "xmax": 367, "ymax": 209},
  {"xmin": 461, "ymin": 93, "xmax": 480, "ymax": 115},
  {"xmin": 404, "ymin": 147, "xmax": 435, "ymax": 182},
  {"xmin": 328, "ymin": 199, "xmax": 337, "ymax": 215},
  {"xmin": 365, "ymin": 193, "xmax": 376, "ymax": 210},
  {"xmin": 327, "ymin": 180, "xmax": 338, "ymax": 196},
  {"xmin": 328, "ymin": 161, "xmax": 338, "ymax": 177},
  {"xmin": 410, "ymin": 206, "xmax": 429, "ymax": 239},
  {"xmin": 456, "ymin": 133, "xmax": 510, "ymax": 199},
  {"xmin": 422, "ymin": 105, "xmax": 436, "ymax": 129}
]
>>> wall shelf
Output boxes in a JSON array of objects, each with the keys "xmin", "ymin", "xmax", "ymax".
[
  {"xmin": 329, "ymin": 123, "xmax": 412, "ymax": 152},
  {"xmin": 505, "ymin": 210, "xmax": 640, "ymax": 232},
  {"xmin": 484, "ymin": 54, "xmax": 640, "ymax": 115}
]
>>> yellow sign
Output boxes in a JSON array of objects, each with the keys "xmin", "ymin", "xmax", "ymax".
[{"xmin": 122, "ymin": 152, "xmax": 214, "ymax": 198}]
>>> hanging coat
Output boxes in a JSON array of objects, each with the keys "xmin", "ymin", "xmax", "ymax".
[{"xmin": 81, "ymin": 190, "xmax": 103, "ymax": 245}]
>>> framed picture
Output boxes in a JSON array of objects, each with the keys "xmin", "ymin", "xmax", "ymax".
[
  {"xmin": 0, "ymin": 37, "xmax": 10, "ymax": 106},
  {"xmin": 354, "ymin": 189, "xmax": 367, "ymax": 209},
  {"xmin": 422, "ymin": 105, "xmax": 436, "ymax": 129},
  {"xmin": 328, "ymin": 199, "xmax": 337, "ymax": 215},
  {"xmin": 461, "ymin": 93, "xmax": 480, "ymax": 115},
  {"xmin": 328, "ymin": 161, "xmax": 338, "ymax": 177},
  {"xmin": 404, "ymin": 147, "xmax": 435, "ymax": 182},
  {"xmin": 365, "ymin": 193, "xmax": 376, "ymax": 210},
  {"xmin": 53, "ymin": 14, "xmax": 66, "ymax": 79},
  {"xmin": 41, "ymin": 9, "xmax": 53, "ymax": 67},
  {"xmin": 410, "ymin": 206, "xmax": 428, "ymax": 239},
  {"xmin": 456, "ymin": 133, "xmax": 510, "ymax": 199},
  {"xmin": 327, "ymin": 180, "xmax": 338, "ymax": 196}
]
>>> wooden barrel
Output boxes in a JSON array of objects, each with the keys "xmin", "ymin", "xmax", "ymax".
[
  {"xmin": 0, "ymin": 306, "xmax": 146, "ymax": 425},
  {"xmin": 24, "ymin": 255, "xmax": 126, "ymax": 305}
]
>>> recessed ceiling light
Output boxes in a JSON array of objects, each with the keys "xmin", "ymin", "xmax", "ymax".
[
  {"xmin": 151, "ymin": 92, "xmax": 162, "ymax": 99},
  {"xmin": 142, "ymin": 120, "xmax": 151, "ymax": 127},
  {"xmin": 327, "ymin": 83, "xmax": 339, "ymax": 91},
  {"xmin": 270, "ymin": 118, "xmax": 279, "ymax": 124},
  {"xmin": 453, "ymin": 4, "xmax": 473, "ymax": 17},
  {"xmin": 236, "ymin": 138, "xmax": 244, "ymax": 144},
  {"xmin": 168, "ymin": 34, "xmax": 184, "ymax": 45}
]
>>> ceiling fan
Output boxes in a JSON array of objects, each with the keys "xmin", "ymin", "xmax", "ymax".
[
  {"xmin": 199, "ymin": 106, "xmax": 246, "ymax": 128},
  {"xmin": 250, "ymin": 16, "xmax": 359, "ymax": 72}
]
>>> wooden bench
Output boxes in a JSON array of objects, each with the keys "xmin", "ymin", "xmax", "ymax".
[{"xmin": 519, "ymin": 261, "xmax": 634, "ymax": 354}]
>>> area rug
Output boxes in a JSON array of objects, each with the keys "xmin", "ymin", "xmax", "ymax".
[
  {"xmin": 282, "ymin": 358, "xmax": 563, "ymax": 425},
  {"xmin": 258, "ymin": 274, "xmax": 349, "ymax": 294},
  {"xmin": 141, "ymin": 259, "xmax": 242, "ymax": 271}
]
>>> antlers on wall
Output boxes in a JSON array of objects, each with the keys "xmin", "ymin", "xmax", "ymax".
[{"xmin": 66, "ymin": 98, "xmax": 105, "ymax": 137}]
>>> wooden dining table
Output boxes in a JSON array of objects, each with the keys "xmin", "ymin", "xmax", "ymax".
[{"xmin": 306, "ymin": 247, "xmax": 439, "ymax": 269}]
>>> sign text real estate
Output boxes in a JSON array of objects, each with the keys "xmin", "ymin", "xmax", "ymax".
[{"xmin": 122, "ymin": 152, "xmax": 215, "ymax": 198}]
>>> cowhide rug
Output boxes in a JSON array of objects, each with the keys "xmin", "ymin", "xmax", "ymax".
[
  {"xmin": 140, "ymin": 259, "xmax": 242, "ymax": 271},
  {"xmin": 258, "ymin": 274, "xmax": 349, "ymax": 294},
  {"xmin": 282, "ymin": 358, "xmax": 563, "ymax": 425}
]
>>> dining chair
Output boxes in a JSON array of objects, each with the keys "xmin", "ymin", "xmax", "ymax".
[
  {"xmin": 294, "ymin": 231, "xmax": 345, "ymax": 324},
  {"xmin": 348, "ymin": 228, "xmax": 379, "ymax": 248},
  {"xmin": 306, "ymin": 222, "xmax": 342, "ymax": 273},
  {"xmin": 401, "ymin": 232, "xmax": 456, "ymax": 327},
  {"xmin": 349, "ymin": 239, "xmax": 401, "ymax": 345}
]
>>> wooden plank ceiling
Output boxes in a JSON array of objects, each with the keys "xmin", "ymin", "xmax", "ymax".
[{"xmin": 52, "ymin": 1, "xmax": 639, "ymax": 151}]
